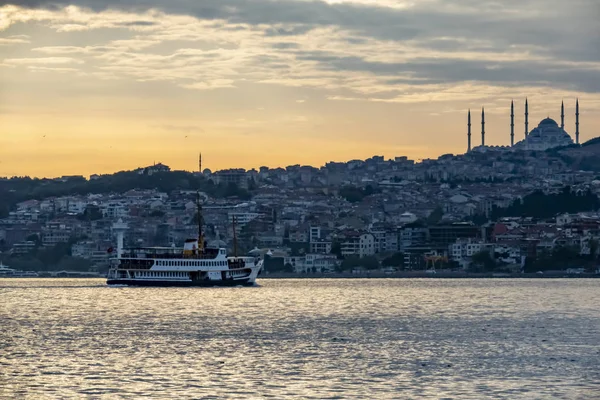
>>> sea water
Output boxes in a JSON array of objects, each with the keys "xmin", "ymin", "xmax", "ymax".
[{"xmin": 1, "ymin": 278, "xmax": 599, "ymax": 399}]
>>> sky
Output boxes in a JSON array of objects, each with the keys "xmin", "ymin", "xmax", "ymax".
[{"xmin": 0, "ymin": 0, "xmax": 599, "ymax": 177}]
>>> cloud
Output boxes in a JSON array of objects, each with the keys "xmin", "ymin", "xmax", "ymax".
[
  {"xmin": 27, "ymin": 66, "xmax": 80, "ymax": 72},
  {"xmin": 180, "ymin": 79, "xmax": 235, "ymax": 90},
  {"xmin": 3, "ymin": 57, "xmax": 84, "ymax": 65},
  {"xmin": 0, "ymin": 0, "xmax": 598, "ymax": 102},
  {"xmin": 32, "ymin": 45, "xmax": 90, "ymax": 54},
  {"xmin": 0, "ymin": 34, "xmax": 30, "ymax": 44}
]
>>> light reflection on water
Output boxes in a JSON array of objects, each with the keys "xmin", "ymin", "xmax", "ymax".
[{"xmin": 1, "ymin": 278, "xmax": 599, "ymax": 399}]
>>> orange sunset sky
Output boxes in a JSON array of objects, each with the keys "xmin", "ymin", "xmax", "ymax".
[{"xmin": 1, "ymin": 0, "xmax": 599, "ymax": 178}]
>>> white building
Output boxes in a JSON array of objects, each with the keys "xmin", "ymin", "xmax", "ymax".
[
  {"xmin": 101, "ymin": 201, "xmax": 129, "ymax": 219},
  {"xmin": 310, "ymin": 240, "xmax": 332, "ymax": 254},
  {"xmin": 284, "ymin": 254, "xmax": 339, "ymax": 273},
  {"xmin": 449, "ymin": 238, "xmax": 492, "ymax": 267},
  {"xmin": 67, "ymin": 199, "xmax": 88, "ymax": 214},
  {"xmin": 228, "ymin": 212, "xmax": 261, "ymax": 226},
  {"xmin": 341, "ymin": 233, "xmax": 375, "ymax": 258}
]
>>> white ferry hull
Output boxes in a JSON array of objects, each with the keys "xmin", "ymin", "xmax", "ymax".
[{"xmin": 106, "ymin": 277, "xmax": 255, "ymax": 287}]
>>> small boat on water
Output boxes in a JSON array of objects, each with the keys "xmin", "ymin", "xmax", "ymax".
[
  {"xmin": 0, "ymin": 263, "xmax": 39, "ymax": 278},
  {"xmin": 106, "ymin": 194, "xmax": 262, "ymax": 287}
]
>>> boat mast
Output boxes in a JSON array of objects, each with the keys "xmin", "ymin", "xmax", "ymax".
[
  {"xmin": 232, "ymin": 215, "xmax": 238, "ymax": 257},
  {"xmin": 196, "ymin": 151, "xmax": 205, "ymax": 253},
  {"xmin": 197, "ymin": 191, "xmax": 204, "ymax": 252}
]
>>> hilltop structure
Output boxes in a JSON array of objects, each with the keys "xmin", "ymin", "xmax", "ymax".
[{"xmin": 469, "ymin": 99, "xmax": 579, "ymax": 153}]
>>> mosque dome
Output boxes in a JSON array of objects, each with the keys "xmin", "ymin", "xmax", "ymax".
[
  {"xmin": 514, "ymin": 116, "xmax": 573, "ymax": 150},
  {"xmin": 539, "ymin": 117, "xmax": 558, "ymax": 127}
]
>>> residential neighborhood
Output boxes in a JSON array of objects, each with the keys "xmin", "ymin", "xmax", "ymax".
[{"xmin": 2, "ymin": 150, "xmax": 600, "ymax": 276}]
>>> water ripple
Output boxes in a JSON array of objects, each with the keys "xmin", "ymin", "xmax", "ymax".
[{"xmin": 1, "ymin": 278, "xmax": 599, "ymax": 399}]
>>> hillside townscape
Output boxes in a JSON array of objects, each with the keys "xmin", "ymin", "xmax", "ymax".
[{"xmin": 2, "ymin": 140, "xmax": 600, "ymax": 276}]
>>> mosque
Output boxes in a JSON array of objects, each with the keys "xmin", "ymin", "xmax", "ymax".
[{"xmin": 467, "ymin": 99, "xmax": 580, "ymax": 153}]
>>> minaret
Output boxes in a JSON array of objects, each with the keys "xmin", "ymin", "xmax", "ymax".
[
  {"xmin": 467, "ymin": 109, "xmax": 472, "ymax": 152},
  {"xmin": 510, "ymin": 100, "xmax": 514, "ymax": 146},
  {"xmin": 576, "ymin": 98, "xmax": 580, "ymax": 144},
  {"xmin": 561, "ymin": 100, "xmax": 565, "ymax": 130},
  {"xmin": 525, "ymin": 98, "xmax": 529, "ymax": 138},
  {"xmin": 481, "ymin": 107, "xmax": 485, "ymax": 146},
  {"xmin": 199, "ymin": 152, "xmax": 202, "ymax": 173}
]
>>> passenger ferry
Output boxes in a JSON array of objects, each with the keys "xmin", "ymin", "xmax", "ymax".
[
  {"xmin": 106, "ymin": 241, "xmax": 262, "ymax": 287},
  {"xmin": 0, "ymin": 263, "xmax": 39, "ymax": 277},
  {"xmin": 106, "ymin": 197, "xmax": 262, "ymax": 287}
]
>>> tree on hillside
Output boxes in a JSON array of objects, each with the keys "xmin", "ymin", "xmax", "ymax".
[
  {"xmin": 470, "ymin": 250, "xmax": 496, "ymax": 272},
  {"xmin": 490, "ymin": 186, "xmax": 600, "ymax": 220},
  {"xmin": 330, "ymin": 241, "xmax": 342, "ymax": 259},
  {"xmin": 340, "ymin": 255, "xmax": 379, "ymax": 271},
  {"xmin": 339, "ymin": 186, "xmax": 365, "ymax": 203},
  {"xmin": 427, "ymin": 206, "xmax": 444, "ymax": 225},
  {"xmin": 382, "ymin": 252, "xmax": 404, "ymax": 267},
  {"xmin": 26, "ymin": 233, "xmax": 42, "ymax": 249},
  {"xmin": 79, "ymin": 205, "xmax": 103, "ymax": 221},
  {"xmin": 589, "ymin": 238, "xmax": 599, "ymax": 261}
]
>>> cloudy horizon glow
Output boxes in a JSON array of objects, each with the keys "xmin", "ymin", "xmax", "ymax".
[{"xmin": 1, "ymin": 0, "xmax": 599, "ymax": 177}]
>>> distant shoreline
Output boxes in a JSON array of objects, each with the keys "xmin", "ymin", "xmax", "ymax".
[
  {"xmin": 2, "ymin": 272, "xmax": 599, "ymax": 280},
  {"xmin": 259, "ymin": 271, "xmax": 600, "ymax": 279}
]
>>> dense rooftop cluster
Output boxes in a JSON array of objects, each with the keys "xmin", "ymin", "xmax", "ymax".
[{"xmin": 2, "ymin": 147, "xmax": 600, "ymax": 275}]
